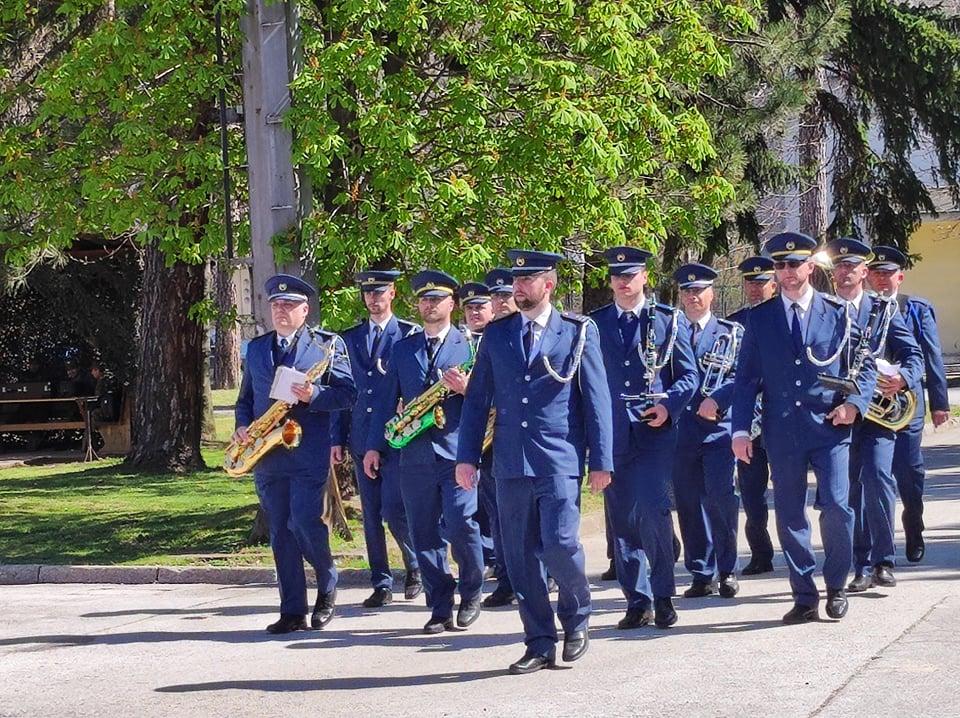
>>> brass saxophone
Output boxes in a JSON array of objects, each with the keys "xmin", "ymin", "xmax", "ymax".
[
  {"xmin": 384, "ymin": 356, "xmax": 474, "ymax": 449},
  {"xmin": 224, "ymin": 335, "xmax": 337, "ymax": 477}
]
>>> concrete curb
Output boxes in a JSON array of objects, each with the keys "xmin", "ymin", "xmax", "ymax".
[{"xmin": 0, "ymin": 564, "xmax": 391, "ymax": 587}]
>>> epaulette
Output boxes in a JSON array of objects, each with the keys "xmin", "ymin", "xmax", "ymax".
[
  {"xmin": 653, "ymin": 302, "xmax": 679, "ymax": 315},
  {"xmin": 397, "ymin": 319, "xmax": 421, "ymax": 336},
  {"xmin": 341, "ymin": 321, "xmax": 366, "ymax": 336},
  {"xmin": 249, "ymin": 331, "xmax": 275, "ymax": 347},
  {"xmin": 726, "ymin": 306, "xmax": 750, "ymax": 322},
  {"xmin": 560, "ymin": 310, "xmax": 589, "ymax": 324},
  {"xmin": 903, "ymin": 294, "xmax": 930, "ymax": 307},
  {"xmin": 715, "ymin": 317, "xmax": 742, "ymax": 330},
  {"xmin": 588, "ymin": 302, "xmax": 613, "ymax": 317},
  {"xmin": 822, "ymin": 294, "xmax": 846, "ymax": 309},
  {"xmin": 488, "ymin": 311, "xmax": 518, "ymax": 326},
  {"xmin": 756, "ymin": 295, "xmax": 779, "ymax": 309}
]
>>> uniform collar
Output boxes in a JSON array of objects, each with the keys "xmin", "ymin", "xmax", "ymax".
[
  {"xmin": 424, "ymin": 323, "xmax": 451, "ymax": 343},
  {"xmin": 369, "ymin": 314, "xmax": 392, "ymax": 332},
  {"xmin": 781, "ymin": 283, "xmax": 814, "ymax": 313},
  {"xmin": 614, "ymin": 296, "xmax": 645, "ymax": 318},
  {"xmin": 845, "ymin": 289, "xmax": 865, "ymax": 312},
  {"xmin": 521, "ymin": 303, "xmax": 553, "ymax": 329},
  {"xmin": 688, "ymin": 310, "xmax": 712, "ymax": 332}
]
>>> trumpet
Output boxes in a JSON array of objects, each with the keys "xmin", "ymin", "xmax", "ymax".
[{"xmin": 224, "ymin": 334, "xmax": 337, "ymax": 477}]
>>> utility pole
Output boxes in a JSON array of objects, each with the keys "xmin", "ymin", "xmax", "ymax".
[{"xmin": 240, "ymin": 0, "xmax": 305, "ymax": 327}]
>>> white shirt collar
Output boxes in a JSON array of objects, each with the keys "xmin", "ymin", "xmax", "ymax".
[
  {"xmin": 688, "ymin": 310, "xmax": 712, "ymax": 332},
  {"xmin": 276, "ymin": 329, "xmax": 297, "ymax": 346},
  {"xmin": 522, "ymin": 304, "xmax": 553, "ymax": 329},
  {"xmin": 369, "ymin": 314, "xmax": 392, "ymax": 332},
  {"xmin": 846, "ymin": 290, "xmax": 865, "ymax": 312},
  {"xmin": 424, "ymin": 323, "xmax": 451, "ymax": 343},
  {"xmin": 781, "ymin": 283, "xmax": 814, "ymax": 314},
  {"xmin": 615, "ymin": 296, "xmax": 646, "ymax": 318}
]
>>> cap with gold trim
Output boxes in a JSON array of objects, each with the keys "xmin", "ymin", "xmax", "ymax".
[
  {"xmin": 737, "ymin": 256, "xmax": 775, "ymax": 282},
  {"xmin": 355, "ymin": 269, "xmax": 401, "ymax": 292},
  {"xmin": 507, "ymin": 249, "xmax": 563, "ymax": 276},
  {"xmin": 826, "ymin": 237, "xmax": 872, "ymax": 265},
  {"xmin": 602, "ymin": 246, "xmax": 652, "ymax": 276},
  {"xmin": 266, "ymin": 274, "xmax": 315, "ymax": 302},
  {"xmin": 673, "ymin": 262, "xmax": 718, "ymax": 289},
  {"xmin": 868, "ymin": 245, "xmax": 907, "ymax": 271},
  {"xmin": 412, "ymin": 269, "xmax": 459, "ymax": 298},
  {"xmin": 763, "ymin": 231, "xmax": 817, "ymax": 261},
  {"xmin": 483, "ymin": 268, "xmax": 513, "ymax": 294}
]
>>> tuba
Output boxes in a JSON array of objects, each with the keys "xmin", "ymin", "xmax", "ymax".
[{"xmin": 224, "ymin": 334, "xmax": 337, "ymax": 477}]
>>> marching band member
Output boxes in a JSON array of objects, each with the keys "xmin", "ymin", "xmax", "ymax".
[
  {"xmin": 727, "ymin": 257, "xmax": 778, "ymax": 575},
  {"xmin": 672, "ymin": 263, "xmax": 742, "ymax": 599},
  {"xmin": 330, "ymin": 269, "xmax": 422, "ymax": 609},
  {"xmin": 456, "ymin": 250, "xmax": 613, "ymax": 674},
  {"xmin": 867, "ymin": 246, "xmax": 951, "ymax": 562},
  {"xmin": 234, "ymin": 275, "xmax": 356, "ymax": 633},
  {"xmin": 825, "ymin": 239, "xmax": 923, "ymax": 592},
  {"xmin": 590, "ymin": 247, "xmax": 698, "ymax": 629},
  {"xmin": 732, "ymin": 232, "xmax": 877, "ymax": 623},
  {"xmin": 363, "ymin": 270, "xmax": 485, "ymax": 634},
  {"xmin": 484, "ymin": 268, "xmax": 519, "ymax": 319}
]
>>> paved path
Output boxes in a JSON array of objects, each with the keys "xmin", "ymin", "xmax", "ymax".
[{"xmin": 2, "ymin": 426, "xmax": 959, "ymax": 717}]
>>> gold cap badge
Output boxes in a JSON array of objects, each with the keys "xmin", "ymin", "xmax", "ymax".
[
  {"xmin": 516, "ymin": 257, "xmax": 525, "ymax": 267},
  {"xmin": 786, "ymin": 241, "xmax": 795, "ymax": 250},
  {"xmin": 617, "ymin": 253, "xmax": 626, "ymax": 262},
  {"xmin": 278, "ymin": 283, "xmax": 287, "ymax": 291}
]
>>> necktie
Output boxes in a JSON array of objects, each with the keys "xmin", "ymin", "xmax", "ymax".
[
  {"xmin": 690, "ymin": 321, "xmax": 700, "ymax": 350},
  {"xmin": 426, "ymin": 336, "xmax": 439, "ymax": 361},
  {"xmin": 618, "ymin": 311, "xmax": 638, "ymax": 346},
  {"xmin": 791, "ymin": 302, "xmax": 803, "ymax": 353},
  {"xmin": 369, "ymin": 324, "xmax": 383, "ymax": 358},
  {"xmin": 279, "ymin": 337, "xmax": 289, "ymax": 353},
  {"xmin": 523, "ymin": 322, "xmax": 535, "ymax": 364}
]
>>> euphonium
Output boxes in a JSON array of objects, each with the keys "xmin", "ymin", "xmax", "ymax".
[
  {"xmin": 384, "ymin": 357, "xmax": 475, "ymax": 449},
  {"xmin": 223, "ymin": 335, "xmax": 337, "ymax": 477},
  {"xmin": 865, "ymin": 297, "xmax": 917, "ymax": 431}
]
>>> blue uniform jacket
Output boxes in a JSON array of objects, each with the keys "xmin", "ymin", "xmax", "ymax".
[
  {"xmin": 732, "ymin": 292, "xmax": 878, "ymax": 456},
  {"xmin": 677, "ymin": 315, "xmax": 741, "ymax": 446},
  {"xmin": 589, "ymin": 302, "xmax": 698, "ymax": 458},
  {"xmin": 897, "ymin": 294, "xmax": 949, "ymax": 417},
  {"xmin": 235, "ymin": 327, "xmax": 357, "ymax": 477},
  {"xmin": 457, "ymin": 308, "xmax": 614, "ymax": 477},
  {"xmin": 366, "ymin": 325, "xmax": 472, "ymax": 466},
  {"xmin": 330, "ymin": 315, "xmax": 420, "ymax": 452}
]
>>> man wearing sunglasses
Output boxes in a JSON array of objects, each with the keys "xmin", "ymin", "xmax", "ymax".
[
  {"xmin": 727, "ymin": 257, "xmax": 778, "ymax": 576},
  {"xmin": 867, "ymin": 246, "xmax": 950, "ymax": 562},
  {"xmin": 731, "ymin": 232, "xmax": 878, "ymax": 624}
]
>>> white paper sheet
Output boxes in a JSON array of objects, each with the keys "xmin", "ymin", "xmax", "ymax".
[{"xmin": 269, "ymin": 366, "xmax": 309, "ymax": 403}]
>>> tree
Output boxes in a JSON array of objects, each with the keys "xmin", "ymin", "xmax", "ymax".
[
  {"xmin": 0, "ymin": 0, "xmax": 247, "ymax": 471},
  {"xmin": 288, "ymin": 0, "xmax": 757, "ymax": 323}
]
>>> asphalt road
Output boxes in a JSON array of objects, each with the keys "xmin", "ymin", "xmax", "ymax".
[{"xmin": 2, "ymin": 426, "xmax": 959, "ymax": 718}]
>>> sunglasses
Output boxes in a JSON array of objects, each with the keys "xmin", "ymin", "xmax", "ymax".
[{"xmin": 774, "ymin": 259, "xmax": 806, "ymax": 270}]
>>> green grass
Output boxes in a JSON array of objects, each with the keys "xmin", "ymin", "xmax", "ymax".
[{"xmin": 212, "ymin": 387, "xmax": 239, "ymax": 409}]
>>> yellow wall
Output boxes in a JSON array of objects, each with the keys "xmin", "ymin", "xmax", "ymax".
[{"xmin": 901, "ymin": 219, "xmax": 960, "ymax": 362}]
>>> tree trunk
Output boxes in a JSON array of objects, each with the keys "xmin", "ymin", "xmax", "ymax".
[
  {"xmin": 126, "ymin": 245, "xmax": 207, "ymax": 472},
  {"xmin": 798, "ymin": 69, "xmax": 828, "ymax": 241},
  {"xmin": 211, "ymin": 260, "xmax": 241, "ymax": 389}
]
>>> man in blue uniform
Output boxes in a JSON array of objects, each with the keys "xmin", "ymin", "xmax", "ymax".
[
  {"xmin": 456, "ymin": 250, "xmax": 614, "ymax": 675},
  {"xmin": 459, "ymin": 281, "xmax": 516, "ymax": 608},
  {"xmin": 825, "ymin": 239, "xmax": 923, "ymax": 592},
  {"xmin": 330, "ymin": 269, "xmax": 422, "ymax": 608},
  {"xmin": 484, "ymin": 268, "xmax": 518, "ymax": 320},
  {"xmin": 363, "ymin": 270, "xmax": 485, "ymax": 634},
  {"xmin": 867, "ymin": 246, "xmax": 951, "ymax": 562},
  {"xmin": 234, "ymin": 274, "xmax": 357, "ymax": 634},
  {"xmin": 589, "ymin": 247, "xmax": 698, "ymax": 629},
  {"xmin": 672, "ymin": 263, "xmax": 741, "ymax": 600},
  {"xmin": 732, "ymin": 232, "xmax": 877, "ymax": 623},
  {"xmin": 727, "ymin": 257, "xmax": 778, "ymax": 575}
]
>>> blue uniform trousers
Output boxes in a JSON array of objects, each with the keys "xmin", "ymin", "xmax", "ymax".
[
  {"xmin": 497, "ymin": 475, "xmax": 590, "ymax": 658},
  {"xmin": 400, "ymin": 458, "xmax": 484, "ymax": 620},
  {"xmin": 255, "ymin": 471, "xmax": 338, "ymax": 615},
  {"xmin": 479, "ymin": 465, "xmax": 512, "ymax": 592},
  {"xmin": 770, "ymin": 442, "xmax": 854, "ymax": 607},
  {"xmin": 606, "ymin": 445, "xmax": 677, "ymax": 607},
  {"xmin": 475, "ymin": 481, "xmax": 496, "ymax": 567},
  {"xmin": 673, "ymin": 439, "xmax": 740, "ymax": 581},
  {"xmin": 737, "ymin": 446, "xmax": 774, "ymax": 563},
  {"xmin": 893, "ymin": 420, "xmax": 926, "ymax": 533},
  {"xmin": 849, "ymin": 423, "xmax": 898, "ymax": 572},
  {"xmin": 351, "ymin": 451, "xmax": 418, "ymax": 589}
]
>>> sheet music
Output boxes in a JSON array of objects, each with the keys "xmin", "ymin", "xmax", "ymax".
[{"xmin": 269, "ymin": 366, "xmax": 309, "ymax": 403}]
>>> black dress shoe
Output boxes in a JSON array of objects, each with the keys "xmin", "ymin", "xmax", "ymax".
[
  {"xmin": 718, "ymin": 573, "xmax": 739, "ymax": 598},
  {"xmin": 905, "ymin": 530, "xmax": 925, "ymax": 563},
  {"xmin": 423, "ymin": 616, "xmax": 455, "ymax": 634},
  {"xmin": 742, "ymin": 559, "xmax": 774, "ymax": 576},
  {"xmin": 311, "ymin": 589, "xmax": 336, "ymax": 629},
  {"xmin": 508, "ymin": 651, "xmax": 555, "ymax": 675},
  {"xmin": 683, "ymin": 580, "xmax": 716, "ymax": 598},
  {"xmin": 456, "ymin": 598, "xmax": 481, "ymax": 627},
  {"xmin": 599, "ymin": 560, "xmax": 617, "ymax": 581},
  {"xmin": 825, "ymin": 588, "xmax": 848, "ymax": 620},
  {"xmin": 481, "ymin": 588, "xmax": 516, "ymax": 608},
  {"xmin": 782, "ymin": 604, "xmax": 819, "ymax": 624},
  {"xmin": 362, "ymin": 587, "xmax": 393, "ymax": 608},
  {"xmin": 404, "ymin": 569, "xmax": 423, "ymax": 600},
  {"xmin": 266, "ymin": 614, "xmax": 308, "ymax": 634},
  {"xmin": 847, "ymin": 572, "xmax": 873, "ymax": 593},
  {"xmin": 873, "ymin": 564, "xmax": 897, "ymax": 587},
  {"xmin": 654, "ymin": 597, "xmax": 678, "ymax": 628},
  {"xmin": 562, "ymin": 630, "xmax": 589, "ymax": 662},
  {"xmin": 616, "ymin": 607, "xmax": 653, "ymax": 630}
]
